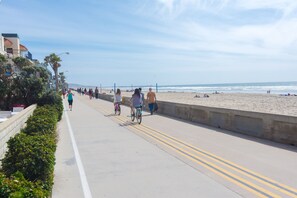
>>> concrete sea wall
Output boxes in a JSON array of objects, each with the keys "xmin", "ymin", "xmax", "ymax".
[
  {"xmin": 0, "ymin": 104, "xmax": 36, "ymax": 159},
  {"xmin": 98, "ymin": 94, "xmax": 297, "ymax": 146}
]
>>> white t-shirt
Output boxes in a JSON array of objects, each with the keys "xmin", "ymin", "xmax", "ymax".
[
  {"xmin": 140, "ymin": 93, "xmax": 145, "ymax": 105},
  {"xmin": 114, "ymin": 94, "xmax": 122, "ymax": 103}
]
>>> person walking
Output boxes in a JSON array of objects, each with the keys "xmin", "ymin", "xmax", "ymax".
[
  {"xmin": 62, "ymin": 88, "xmax": 67, "ymax": 99},
  {"xmin": 147, "ymin": 88, "xmax": 157, "ymax": 115},
  {"xmin": 67, "ymin": 89, "xmax": 74, "ymax": 111},
  {"xmin": 95, "ymin": 87, "xmax": 99, "ymax": 99},
  {"xmin": 89, "ymin": 88, "xmax": 93, "ymax": 99}
]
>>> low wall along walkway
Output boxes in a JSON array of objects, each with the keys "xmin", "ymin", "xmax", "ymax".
[
  {"xmin": 98, "ymin": 94, "xmax": 297, "ymax": 146},
  {"xmin": 0, "ymin": 104, "xmax": 37, "ymax": 160}
]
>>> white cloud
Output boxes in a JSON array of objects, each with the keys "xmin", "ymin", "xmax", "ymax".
[
  {"xmin": 145, "ymin": 0, "xmax": 297, "ymax": 59},
  {"xmin": 157, "ymin": 0, "xmax": 230, "ymax": 11},
  {"xmin": 236, "ymin": 0, "xmax": 297, "ymax": 12},
  {"xmin": 230, "ymin": 19, "xmax": 297, "ymax": 49},
  {"xmin": 156, "ymin": 0, "xmax": 297, "ymax": 16}
]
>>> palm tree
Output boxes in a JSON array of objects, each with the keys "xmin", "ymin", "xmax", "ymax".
[
  {"xmin": 59, "ymin": 72, "xmax": 66, "ymax": 90},
  {"xmin": 44, "ymin": 53, "xmax": 62, "ymax": 92}
]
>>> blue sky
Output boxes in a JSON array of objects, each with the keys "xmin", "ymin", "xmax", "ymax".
[{"xmin": 1, "ymin": 0, "xmax": 296, "ymax": 86}]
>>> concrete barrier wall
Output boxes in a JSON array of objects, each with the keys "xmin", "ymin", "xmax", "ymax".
[
  {"xmin": 0, "ymin": 104, "xmax": 37, "ymax": 159},
  {"xmin": 98, "ymin": 94, "xmax": 297, "ymax": 146}
]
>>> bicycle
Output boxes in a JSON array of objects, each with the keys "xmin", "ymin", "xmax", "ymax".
[
  {"xmin": 131, "ymin": 106, "xmax": 142, "ymax": 124},
  {"xmin": 114, "ymin": 103, "xmax": 121, "ymax": 115}
]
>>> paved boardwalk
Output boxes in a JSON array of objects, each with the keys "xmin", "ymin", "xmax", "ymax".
[{"xmin": 53, "ymin": 94, "xmax": 297, "ymax": 198}]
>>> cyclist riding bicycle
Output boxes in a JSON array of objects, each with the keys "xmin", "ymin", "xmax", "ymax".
[
  {"xmin": 130, "ymin": 88, "xmax": 142, "ymax": 116},
  {"xmin": 139, "ymin": 87, "xmax": 145, "ymax": 110},
  {"xmin": 114, "ymin": 88, "xmax": 122, "ymax": 111}
]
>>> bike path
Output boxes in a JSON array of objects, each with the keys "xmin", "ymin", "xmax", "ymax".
[
  {"xmin": 78, "ymin": 95, "xmax": 297, "ymax": 198},
  {"xmin": 53, "ymin": 95, "xmax": 241, "ymax": 198}
]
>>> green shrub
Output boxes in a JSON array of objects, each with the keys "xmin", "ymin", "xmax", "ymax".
[
  {"xmin": 1, "ymin": 133, "xmax": 56, "ymax": 184},
  {"xmin": 0, "ymin": 172, "xmax": 47, "ymax": 198},
  {"xmin": 0, "ymin": 96, "xmax": 61, "ymax": 197},
  {"xmin": 23, "ymin": 115, "xmax": 56, "ymax": 136},
  {"xmin": 37, "ymin": 91, "xmax": 61, "ymax": 106},
  {"xmin": 33, "ymin": 105, "xmax": 59, "ymax": 122},
  {"xmin": 37, "ymin": 91, "xmax": 63, "ymax": 121}
]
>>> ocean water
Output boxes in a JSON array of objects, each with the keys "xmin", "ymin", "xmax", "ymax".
[
  {"xmin": 113, "ymin": 81, "xmax": 297, "ymax": 94},
  {"xmin": 79, "ymin": 81, "xmax": 297, "ymax": 94},
  {"xmin": 156, "ymin": 81, "xmax": 297, "ymax": 94}
]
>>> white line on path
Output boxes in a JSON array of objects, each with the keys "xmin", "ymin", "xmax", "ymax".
[{"xmin": 64, "ymin": 108, "xmax": 93, "ymax": 198}]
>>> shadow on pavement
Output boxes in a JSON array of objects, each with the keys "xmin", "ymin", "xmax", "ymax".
[
  {"xmin": 119, "ymin": 121, "xmax": 138, "ymax": 127},
  {"xmin": 104, "ymin": 114, "xmax": 120, "ymax": 117}
]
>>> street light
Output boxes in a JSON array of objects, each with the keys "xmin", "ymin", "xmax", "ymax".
[{"xmin": 57, "ymin": 52, "xmax": 70, "ymax": 56}]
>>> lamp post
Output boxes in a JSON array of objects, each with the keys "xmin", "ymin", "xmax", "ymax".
[{"xmin": 57, "ymin": 52, "xmax": 70, "ymax": 56}]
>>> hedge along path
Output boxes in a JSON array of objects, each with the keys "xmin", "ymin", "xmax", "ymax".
[{"xmin": 0, "ymin": 92, "xmax": 63, "ymax": 197}]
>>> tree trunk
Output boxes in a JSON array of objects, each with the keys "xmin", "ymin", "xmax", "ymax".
[{"xmin": 54, "ymin": 69, "xmax": 59, "ymax": 92}]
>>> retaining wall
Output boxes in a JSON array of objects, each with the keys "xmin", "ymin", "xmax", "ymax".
[
  {"xmin": 98, "ymin": 94, "xmax": 297, "ymax": 146},
  {"xmin": 0, "ymin": 104, "xmax": 36, "ymax": 159}
]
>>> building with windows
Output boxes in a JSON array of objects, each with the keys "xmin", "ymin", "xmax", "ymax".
[
  {"xmin": 2, "ymin": 33, "xmax": 20, "ymax": 57},
  {"xmin": 1, "ymin": 33, "xmax": 32, "ymax": 60},
  {"xmin": 0, "ymin": 33, "xmax": 36, "ymax": 78}
]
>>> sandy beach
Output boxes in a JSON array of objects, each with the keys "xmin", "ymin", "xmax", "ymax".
[{"xmin": 103, "ymin": 90, "xmax": 297, "ymax": 117}]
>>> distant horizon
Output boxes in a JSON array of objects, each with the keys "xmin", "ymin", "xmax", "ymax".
[{"xmin": 69, "ymin": 80, "xmax": 297, "ymax": 88}]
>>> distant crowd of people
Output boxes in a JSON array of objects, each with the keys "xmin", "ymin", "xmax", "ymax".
[
  {"xmin": 76, "ymin": 87, "xmax": 100, "ymax": 99},
  {"xmin": 63, "ymin": 87, "xmax": 158, "ymax": 115}
]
